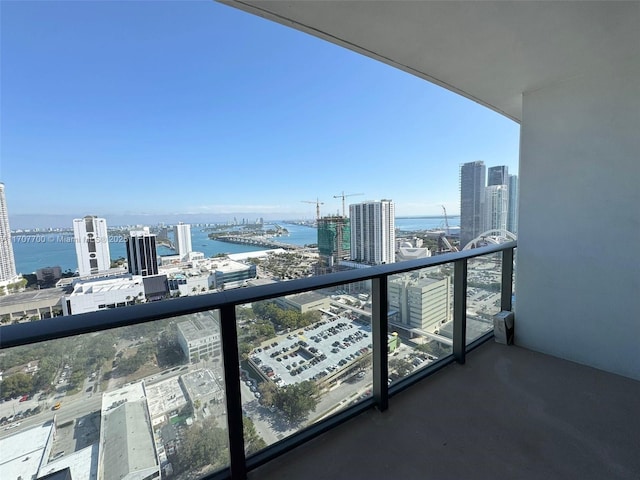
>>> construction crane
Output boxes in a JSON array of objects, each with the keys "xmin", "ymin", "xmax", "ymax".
[
  {"xmin": 441, "ymin": 205, "xmax": 450, "ymax": 236},
  {"xmin": 333, "ymin": 191, "xmax": 364, "ymax": 217},
  {"xmin": 301, "ymin": 198, "xmax": 324, "ymax": 220},
  {"xmin": 439, "ymin": 205, "xmax": 458, "ymax": 252}
]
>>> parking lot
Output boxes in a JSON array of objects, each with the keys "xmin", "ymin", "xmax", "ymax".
[{"xmin": 249, "ymin": 316, "xmax": 372, "ymax": 388}]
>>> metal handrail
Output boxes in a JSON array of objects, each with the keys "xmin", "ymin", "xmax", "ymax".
[{"xmin": 0, "ymin": 242, "xmax": 515, "ymax": 349}]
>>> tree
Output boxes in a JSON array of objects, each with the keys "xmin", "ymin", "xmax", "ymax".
[
  {"xmin": 301, "ymin": 310, "xmax": 322, "ymax": 325},
  {"xmin": 274, "ymin": 381, "xmax": 319, "ymax": 423},
  {"xmin": 1, "ymin": 372, "xmax": 33, "ymax": 399},
  {"xmin": 194, "ymin": 399, "xmax": 202, "ymax": 410},
  {"xmin": 238, "ymin": 342, "xmax": 253, "ymax": 360},
  {"xmin": 243, "ymin": 417, "xmax": 267, "ymax": 455},
  {"xmin": 180, "ymin": 417, "xmax": 228, "ymax": 471},
  {"xmin": 353, "ymin": 353, "xmax": 372, "ymax": 371},
  {"xmin": 258, "ymin": 381, "xmax": 278, "ymax": 407},
  {"xmin": 69, "ymin": 369, "xmax": 86, "ymax": 389},
  {"xmin": 390, "ymin": 358, "xmax": 412, "ymax": 377},
  {"xmin": 416, "ymin": 341, "xmax": 449, "ymax": 358}
]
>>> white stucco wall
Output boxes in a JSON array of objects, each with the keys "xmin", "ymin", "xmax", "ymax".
[{"xmin": 516, "ymin": 57, "xmax": 640, "ymax": 379}]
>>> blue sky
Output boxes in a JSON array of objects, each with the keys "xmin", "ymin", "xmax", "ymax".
[{"xmin": 1, "ymin": 1, "xmax": 519, "ymax": 226}]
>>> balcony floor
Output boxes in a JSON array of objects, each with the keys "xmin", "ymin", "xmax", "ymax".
[{"xmin": 249, "ymin": 341, "xmax": 640, "ymax": 480}]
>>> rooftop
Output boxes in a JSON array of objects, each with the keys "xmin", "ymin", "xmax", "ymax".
[
  {"xmin": 0, "ymin": 423, "xmax": 53, "ymax": 480},
  {"xmin": 101, "ymin": 401, "xmax": 158, "ymax": 480},
  {"xmin": 38, "ymin": 444, "xmax": 98, "ymax": 480},
  {"xmin": 176, "ymin": 312, "xmax": 220, "ymax": 342},
  {"xmin": 0, "ymin": 287, "xmax": 65, "ymax": 307}
]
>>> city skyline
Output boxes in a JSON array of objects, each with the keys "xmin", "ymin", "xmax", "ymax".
[
  {"xmin": 1, "ymin": 1, "xmax": 519, "ymax": 223},
  {"xmin": 459, "ymin": 161, "xmax": 517, "ymax": 249}
]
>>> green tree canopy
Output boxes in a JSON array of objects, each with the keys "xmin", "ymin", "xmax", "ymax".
[
  {"xmin": 1, "ymin": 372, "xmax": 33, "ymax": 399},
  {"xmin": 180, "ymin": 417, "xmax": 228, "ymax": 471},
  {"xmin": 390, "ymin": 358, "xmax": 412, "ymax": 377},
  {"xmin": 243, "ymin": 417, "xmax": 267, "ymax": 455},
  {"xmin": 274, "ymin": 381, "xmax": 319, "ymax": 423}
]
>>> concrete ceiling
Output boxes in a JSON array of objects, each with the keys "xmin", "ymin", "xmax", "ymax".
[{"xmin": 221, "ymin": 1, "xmax": 640, "ymax": 122}]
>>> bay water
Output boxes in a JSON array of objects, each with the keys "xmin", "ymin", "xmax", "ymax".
[{"xmin": 11, "ymin": 217, "xmax": 458, "ymax": 275}]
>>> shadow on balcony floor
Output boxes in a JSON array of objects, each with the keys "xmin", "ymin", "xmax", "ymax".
[{"xmin": 249, "ymin": 341, "xmax": 640, "ymax": 480}]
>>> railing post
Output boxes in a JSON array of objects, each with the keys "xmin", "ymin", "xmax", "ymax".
[
  {"xmin": 453, "ymin": 259, "xmax": 468, "ymax": 364},
  {"xmin": 372, "ymin": 276, "xmax": 389, "ymax": 412},
  {"xmin": 501, "ymin": 247, "xmax": 514, "ymax": 312},
  {"xmin": 219, "ymin": 304, "xmax": 247, "ymax": 480}
]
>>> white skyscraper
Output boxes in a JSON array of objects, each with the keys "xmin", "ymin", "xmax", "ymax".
[
  {"xmin": 73, "ymin": 216, "xmax": 111, "ymax": 276},
  {"xmin": 483, "ymin": 185, "xmax": 509, "ymax": 232},
  {"xmin": 349, "ymin": 200, "xmax": 395, "ymax": 265},
  {"xmin": 174, "ymin": 222, "xmax": 192, "ymax": 259},
  {"xmin": 0, "ymin": 183, "xmax": 18, "ymax": 283}
]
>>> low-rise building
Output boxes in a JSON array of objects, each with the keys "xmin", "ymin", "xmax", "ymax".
[
  {"xmin": 176, "ymin": 312, "xmax": 221, "ymax": 364},
  {"xmin": 180, "ymin": 369, "xmax": 225, "ymax": 408},
  {"xmin": 396, "ymin": 241, "xmax": 432, "ymax": 262},
  {"xmin": 99, "ymin": 399, "xmax": 160, "ymax": 480},
  {"xmin": 275, "ymin": 292, "xmax": 332, "ymax": 314},
  {"xmin": 211, "ymin": 260, "xmax": 256, "ymax": 290},
  {"xmin": 389, "ymin": 276, "xmax": 451, "ymax": 333},
  {"xmin": 61, "ymin": 275, "xmax": 145, "ymax": 316},
  {"xmin": 36, "ymin": 266, "xmax": 63, "ymax": 285},
  {"xmin": 0, "ymin": 288, "xmax": 64, "ymax": 322},
  {"xmin": 99, "ymin": 383, "xmax": 158, "ymax": 480},
  {"xmin": 166, "ymin": 272, "xmax": 211, "ymax": 297},
  {"xmin": 162, "ymin": 257, "xmax": 256, "ymax": 296},
  {"xmin": 144, "ymin": 377, "xmax": 188, "ymax": 423},
  {"xmin": 0, "ymin": 423, "xmax": 56, "ymax": 480}
]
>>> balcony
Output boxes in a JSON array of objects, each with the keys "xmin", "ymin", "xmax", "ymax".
[
  {"xmin": 2, "ymin": 2, "xmax": 638, "ymax": 479},
  {"xmin": 249, "ymin": 341, "xmax": 640, "ymax": 480},
  {"xmin": 2, "ymin": 242, "xmax": 639, "ymax": 479},
  {"xmin": 2, "ymin": 244, "xmax": 516, "ymax": 479}
]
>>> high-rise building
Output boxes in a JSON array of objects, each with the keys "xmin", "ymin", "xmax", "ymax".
[
  {"xmin": 73, "ymin": 215, "xmax": 111, "ymax": 276},
  {"xmin": 0, "ymin": 183, "xmax": 18, "ymax": 283},
  {"xmin": 349, "ymin": 200, "xmax": 395, "ymax": 265},
  {"xmin": 483, "ymin": 185, "xmax": 509, "ymax": 232},
  {"xmin": 126, "ymin": 227, "xmax": 158, "ymax": 277},
  {"xmin": 487, "ymin": 165, "xmax": 509, "ymax": 186},
  {"xmin": 508, "ymin": 174, "xmax": 519, "ymax": 234},
  {"xmin": 174, "ymin": 222, "xmax": 192, "ymax": 259},
  {"xmin": 460, "ymin": 161, "xmax": 486, "ymax": 248},
  {"xmin": 317, "ymin": 216, "xmax": 351, "ymax": 272}
]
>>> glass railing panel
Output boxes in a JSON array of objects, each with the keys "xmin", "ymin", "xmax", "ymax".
[
  {"xmin": 0, "ymin": 311, "xmax": 229, "ymax": 480},
  {"xmin": 387, "ymin": 263, "xmax": 454, "ymax": 382},
  {"xmin": 512, "ymin": 248, "xmax": 517, "ymax": 310},
  {"xmin": 237, "ymin": 280, "xmax": 373, "ymax": 451},
  {"xmin": 466, "ymin": 252, "xmax": 502, "ymax": 344}
]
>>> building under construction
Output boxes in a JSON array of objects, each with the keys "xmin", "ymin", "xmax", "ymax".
[{"xmin": 316, "ymin": 216, "xmax": 351, "ymax": 274}]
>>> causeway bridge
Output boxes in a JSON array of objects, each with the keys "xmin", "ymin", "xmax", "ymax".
[{"xmin": 215, "ymin": 235, "xmax": 302, "ymax": 251}]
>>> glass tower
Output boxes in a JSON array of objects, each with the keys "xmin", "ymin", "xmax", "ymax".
[{"xmin": 460, "ymin": 161, "xmax": 486, "ymax": 248}]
